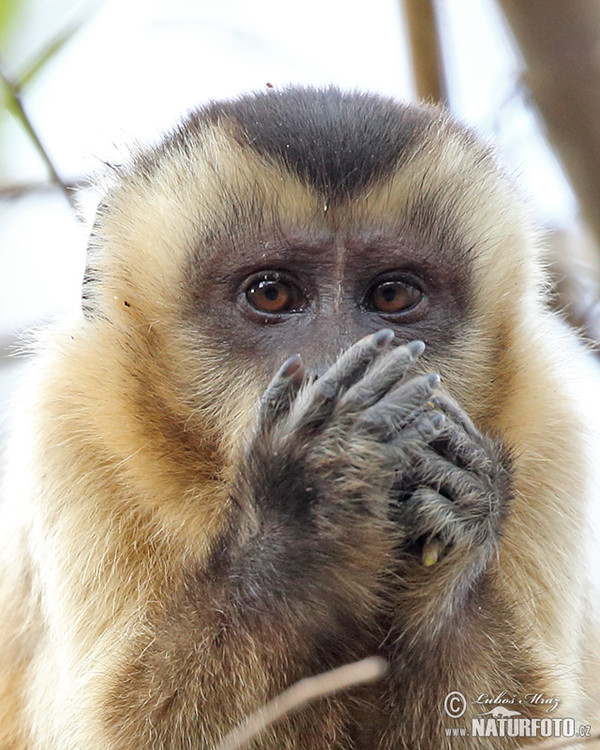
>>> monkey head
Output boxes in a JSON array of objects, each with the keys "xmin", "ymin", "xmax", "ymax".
[{"xmin": 73, "ymin": 87, "xmax": 537, "ymax": 530}]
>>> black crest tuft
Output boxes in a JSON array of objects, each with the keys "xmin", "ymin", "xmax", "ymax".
[{"xmin": 194, "ymin": 86, "xmax": 441, "ymax": 201}]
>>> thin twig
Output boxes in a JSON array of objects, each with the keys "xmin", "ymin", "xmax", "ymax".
[
  {"xmin": 0, "ymin": 57, "xmax": 77, "ymax": 211},
  {"xmin": 0, "ymin": 177, "xmax": 86, "ymax": 200},
  {"xmin": 517, "ymin": 732, "xmax": 600, "ymax": 750},
  {"xmin": 214, "ymin": 656, "xmax": 387, "ymax": 750}
]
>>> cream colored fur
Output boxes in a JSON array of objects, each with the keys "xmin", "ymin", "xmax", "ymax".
[{"xmin": 1, "ymin": 109, "xmax": 600, "ymax": 748}]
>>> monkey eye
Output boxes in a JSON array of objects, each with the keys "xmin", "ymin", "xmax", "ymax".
[
  {"xmin": 244, "ymin": 274, "xmax": 305, "ymax": 314},
  {"xmin": 365, "ymin": 279, "xmax": 423, "ymax": 315}
]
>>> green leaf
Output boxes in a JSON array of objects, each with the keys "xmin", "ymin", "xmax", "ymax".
[{"xmin": 0, "ymin": 0, "xmax": 21, "ymax": 47}]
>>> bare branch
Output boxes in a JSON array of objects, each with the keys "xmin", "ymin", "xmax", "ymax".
[
  {"xmin": 0, "ymin": 57, "xmax": 77, "ymax": 212},
  {"xmin": 214, "ymin": 657, "xmax": 387, "ymax": 750},
  {"xmin": 0, "ymin": 177, "xmax": 86, "ymax": 200}
]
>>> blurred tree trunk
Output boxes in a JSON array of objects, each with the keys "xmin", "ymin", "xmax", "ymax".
[
  {"xmin": 403, "ymin": 0, "xmax": 447, "ymax": 103},
  {"xmin": 498, "ymin": 0, "xmax": 600, "ymax": 251}
]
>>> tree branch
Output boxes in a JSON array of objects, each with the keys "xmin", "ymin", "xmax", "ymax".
[
  {"xmin": 214, "ymin": 657, "xmax": 387, "ymax": 750},
  {"xmin": 0, "ymin": 57, "xmax": 77, "ymax": 212}
]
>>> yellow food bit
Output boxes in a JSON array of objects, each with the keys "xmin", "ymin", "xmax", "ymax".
[{"xmin": 422, "ymin": 540, "xmax": 440, "ymax": 567}]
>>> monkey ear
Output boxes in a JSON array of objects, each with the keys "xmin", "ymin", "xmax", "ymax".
[{"xmin": 82, "ymin": 201, "xmax": 108, "ymax": 319}]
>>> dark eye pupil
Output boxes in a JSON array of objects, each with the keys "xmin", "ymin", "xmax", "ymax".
[
  {"xmin": 263, "ymin": 285, "xmax": 279, "ymax": 301},
  {"xmin": 382, "ymin": 287, "xmax": 396, "ymax": 302}
]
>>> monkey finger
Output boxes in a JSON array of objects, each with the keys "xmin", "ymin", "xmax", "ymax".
[
  {"xmin": 388, "ymin": 412, "xmax": 445, "ymax": 449},
  {"xmin": 339, "ymin": 341, "xmax": 428, "ymax": 413},
  {"xmin": 317, "ymin": 328, "xmax": 396, "ymax": 394},
  {"xmin": 258, "ymin": 354, "xmax": 305, "ymax": 426},
  {"xmin": 397, "ymin": 486, "xmax": 489, "ymax": 552},
  {"xmin": 395, "ymin": 487, "xmax": 460, "ymax": 543},
  {"xmin": 408, "ymin": 448, "xmax": 485, "ymax": 504},
  {"xmin": 356, "ymin": 377, "xmax": 441, "ymax": 439},
  {"xmin": 432, "ymin": 417, "xmax": 492, "ymax": 473},
  {"xmin": 367, "ymin": 415, "xmax": 445, "ymax": 480},
  {"xmin": 428, "ymin": 394, "xmax": 480, "ymax": 439},
  {"xmin": 298, "ymin": 329, "xmax": 396, "ymax": 427}
]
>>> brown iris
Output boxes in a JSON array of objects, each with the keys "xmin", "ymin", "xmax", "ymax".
[
  {"xmin": 367, "ymin": 279, "xmax": 422, "ymax": 314},
  {"xmin": 246, "ymin": 278, "xmax": 296, "ymax": 313}
]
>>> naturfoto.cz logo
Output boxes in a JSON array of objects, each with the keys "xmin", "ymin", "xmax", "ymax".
[{"xmin": 443, "ymin": 691, "xmax": 592, "ymax": 739}]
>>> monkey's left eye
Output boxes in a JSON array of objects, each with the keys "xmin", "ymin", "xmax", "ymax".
[
  {"xmin": 244, "ymin": 275, "xmax": 304, "ymax": 314},
  {"xmin": 365, "ymin": 279, "xmax": 423, "ymax": 315}
]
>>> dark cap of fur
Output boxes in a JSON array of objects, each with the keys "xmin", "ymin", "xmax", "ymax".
[{"xmin": 181, "ymin": 86, "xmax": 446, "ymax": 201}]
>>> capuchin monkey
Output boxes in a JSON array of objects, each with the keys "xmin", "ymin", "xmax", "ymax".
[{"xmin": 1, "ymin": 86, "xmax": 600, "ymax": 749}]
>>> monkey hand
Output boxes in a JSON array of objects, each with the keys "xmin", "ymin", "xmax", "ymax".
[
  {"xmin": 229, "ymin": 330, "xmax": 445, "ymax": 617},
  {"xmin": 246, "ymin": 328, "xmax": 444, "ymax": 514},
  {"xmin": 390, "ymin": 391, "xmax": 512, "ymax": 583}
]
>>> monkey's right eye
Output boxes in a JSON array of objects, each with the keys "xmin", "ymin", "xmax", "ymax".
[{"xmin": 244, "ymin": 275, "xmax": 305, "ymax": 315}]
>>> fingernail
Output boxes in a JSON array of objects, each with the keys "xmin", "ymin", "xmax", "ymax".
[
  {"xmin": 426, "ymin": 373, "xmax": 440, "ymax": 389},
  {"xmin": 280, "ymin": 354, "xmax": 302, "ymax": 377},
  {"xmin": 373, "ymin": 329, "xmax": 395, "ymax": 347},
  {"xmin": 407, "ymin": 340, "xmax": 425, "ymax": 357},
  {"xmin": 430, "ymin": 413, "xmax": 445, "ymax": 429}
]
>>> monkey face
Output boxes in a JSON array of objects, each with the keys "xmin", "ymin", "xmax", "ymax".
[{"xmin": 82, "ymin": 88, "xmax": 539, "ymax": 462}]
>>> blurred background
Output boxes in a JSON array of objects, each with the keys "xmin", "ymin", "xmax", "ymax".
[{"xmin": 1, "ymin": 0, "xmax": 600, "ymax": 456}]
